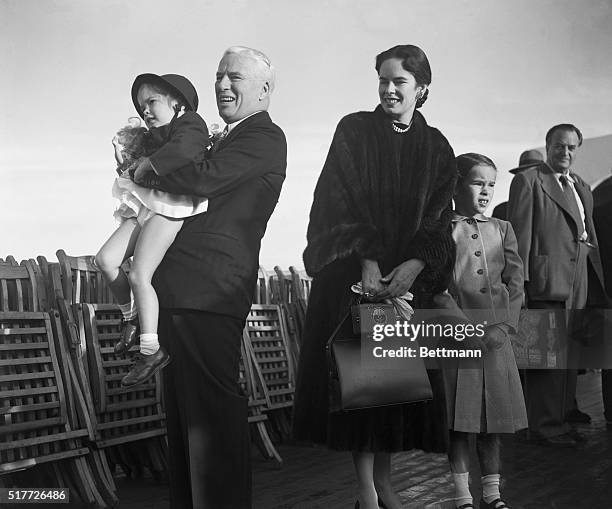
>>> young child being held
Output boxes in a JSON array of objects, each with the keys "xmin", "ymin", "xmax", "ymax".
[
  {"xmin": 438, "ymin": 153, "xmax": 528, "ymax": 509},
  {"xmin": 96, "ymin": 73, "xmax": 209, "ymax": 388}
]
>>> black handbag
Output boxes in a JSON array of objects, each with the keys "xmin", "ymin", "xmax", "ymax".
[{"xmin": 326, "ymin": 302, "xmax": 433, "ymax": 413}]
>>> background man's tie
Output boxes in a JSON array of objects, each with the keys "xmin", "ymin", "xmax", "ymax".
[{"xmin": 559, "ymin": 174, "xmax": 584, "ymax": 236}]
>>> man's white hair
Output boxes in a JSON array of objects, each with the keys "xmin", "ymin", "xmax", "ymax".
[{"xmin": 223, "ymin": 46, "xmax": 275, "ymax": 92}]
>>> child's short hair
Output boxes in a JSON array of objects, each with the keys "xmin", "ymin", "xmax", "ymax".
[{"xmin": 456, "ymin": 153, "xmax": 497, "ymax": 182}]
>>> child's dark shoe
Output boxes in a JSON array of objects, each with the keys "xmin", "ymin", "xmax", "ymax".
[
  {"xmin": 114, "ymin": 317, "xmax": 140, "ymax": 355},
  {"xmin": 121, "ymin": 348, "xmax": 170, "ymax": 387},
  {"xmin": 480, "ymin": 498, "xmax": 509, "ymax": 509}
]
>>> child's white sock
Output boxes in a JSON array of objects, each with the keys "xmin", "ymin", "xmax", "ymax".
[
  {"xmin": 481, "ymin": 474, "xmax": 501, "ymax": 504},
  {"xmin": 139, "ymin": 333, "xmax": 159, "ymax": 355},
  {"xmin": 452, "ymin": 472, "xmax": 472, "ymax": 508},
  {"xmin": 118, "ymin": 302, "xmax": 137, "ymax": 321}
]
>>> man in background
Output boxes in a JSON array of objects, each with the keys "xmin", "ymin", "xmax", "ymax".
[
  {"xmin": 492, "ymin": 149, "xmax": 543, "ymax": 220},
  {"xmin": 508, "ymin": 124, "xmax": 606, "ymax": 446}
]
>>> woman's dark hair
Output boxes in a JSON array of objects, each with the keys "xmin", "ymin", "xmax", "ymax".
[
  {"xmin": 375, "ymin": 45, "xmax": 431, "ymax": 108},
  {"xmin": 456, "ymin": 153, "xmax": 497, "ymax": 182}
]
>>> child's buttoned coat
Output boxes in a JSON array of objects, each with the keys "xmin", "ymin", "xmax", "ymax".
[{"xmin": 443, "ymin": 214, "xmax": 528, "ymax": 433}]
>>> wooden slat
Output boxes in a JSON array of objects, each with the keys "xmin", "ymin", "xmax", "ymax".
[
  {"xmin": 0, "ymin": 336, "xmax": 48, "ymax": 345},
  {"xmin": 0, "ymin": 448, "xmax": 90, "ymax": 473},
  {"xmin": 0, "ymin": 401, "xmax": 60, "ymax": 415},
  {"xmin": 0, "ymin": 417, "xmax": 65, "ymax": 436},
  {"xmin": 96, "ymin": 414, "xmax": 166, "ymax": 431},
  {"xmin": 0, "ymin": 370, "xmax": 55, "ymax": 382},
  {"xmin": 0, "ymin": 356, "xmax": 53, "ymax": 366},
  {"xmin": 95, "ymin": 428, "xmax": 166, "ymax": 448},
  {"xmin": 0, "ymin": 384, "xmax": 58, "ymax": 398}
]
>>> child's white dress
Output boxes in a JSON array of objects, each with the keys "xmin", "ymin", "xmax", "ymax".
[
  {"xmin": 113, "ymin": 175, "xmax": 208, "ymax": 225},
  {"xmin": 112, "ymin": 111, "xmax": 209, "ymax": 225}
]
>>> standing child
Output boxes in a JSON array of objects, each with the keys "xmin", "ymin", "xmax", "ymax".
[
  {"xmin": 96, "ymin": 73, "xmax": 209, "ymax": 387},
  {"xmin": 438, "ymin": 153, "xmax": 528, "ymax": 509}
]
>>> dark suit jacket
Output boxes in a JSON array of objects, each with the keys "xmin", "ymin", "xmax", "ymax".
[
  {"xmin": 492, "ymin": 202, "xmax": 507, "ymax": 220},
  {"xmin": 593, "ymin": 176, "xmax": 612, "ymax": 298},
  {"xmin": 150, "ymin": 111, "xmax": 287, "ymax": 319},
  {"xmin": 507, "ymin": 162, "xmax": 605, "ymax": 303}
]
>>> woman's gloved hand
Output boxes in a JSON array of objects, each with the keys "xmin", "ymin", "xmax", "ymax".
[
  {"xmin": 361, "ymin": 259, "xmax": 386, "ymax": 301},
  {"xmin": 377, "ymin": 259, "xmax": 425, "ymax": 300}
]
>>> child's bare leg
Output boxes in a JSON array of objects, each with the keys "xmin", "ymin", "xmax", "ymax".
[
  {"xmin": 96, "ymin": 218, "xmax": 140, "ymax": 304},
  {"xmin": 449, "ymin": 430, "xmax": 471, "ymax": 473},
  {"xmin": 129, "ymin": 214, "xmax": 183, "ymax": 341},
  {"xmin": 120, "ymin": 214, "xmax": 179, "ymax": 387},
  {"xmin": 476, "ymin": 433, "xmax": 501, "ymax": 474},
  {"xmin": 477, "ymin": 433, "xmax": 502, "ymax": 505},
  {"xmin": 449, "ymin": 430, "xmax": 472, "ymax": 508}
]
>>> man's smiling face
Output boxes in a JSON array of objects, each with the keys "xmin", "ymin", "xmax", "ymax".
[{"xmin": 215, "ymin": 53, "xmax": 269, "ymax": 123}]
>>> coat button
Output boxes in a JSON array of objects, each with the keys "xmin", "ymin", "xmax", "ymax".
[
  {"xmin": 472, "ymin": 234, "xmax": 478, "ymax": 239},
  {"xmin": 570, "ymin": 258, "xmax": 576, "ymax": 262},
  {"xmin": 480, "ymin": 288, "xmax": 487, "ymax": 293},
  {"xmin": 475, "ymin": 250, "xmax": 482, "ymax": 256},
  {"xmin": 477, "ymin": 269, "xmax": 484, "ymax": 275}
]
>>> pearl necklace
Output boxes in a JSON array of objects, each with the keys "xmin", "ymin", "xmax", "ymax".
[{"xmin": 392, "ymin": 119, "xmax": 413, "ymax": 133}]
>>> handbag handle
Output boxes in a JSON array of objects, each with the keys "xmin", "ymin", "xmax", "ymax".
[
  {"xmin": 325, "ymin": 309, "xmax": 352, "ymax": 352},
  {"xmin": 325, "ymin": 295, "xmax": 362, "ymax": 376}
]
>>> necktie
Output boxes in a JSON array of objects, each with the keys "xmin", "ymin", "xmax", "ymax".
[
  {"xmin": 559, "ymin": 175, "xmax": 584, "ymax": 236},
  {"xmin": 210, "ymin": 126, "xmax": 228, "ymax": 154}
]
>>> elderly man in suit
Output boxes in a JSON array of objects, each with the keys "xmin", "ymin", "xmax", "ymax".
[
  {"xmin": 508, "ymin": 124, "xmax": 606, "ymax": 446},
  {"xmin": 134, "ymin": 46, "xmax": 286, "ymax": 508}
]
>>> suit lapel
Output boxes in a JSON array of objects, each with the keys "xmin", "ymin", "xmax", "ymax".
[
  {"xmin": 539, "ymin": 164, "xmax": 582, "ymax": 230},
  {"xmin": 222, "ymin": 111, "xmax": 270, "ymax": 147}
]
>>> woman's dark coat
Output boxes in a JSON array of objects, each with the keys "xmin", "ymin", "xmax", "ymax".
[{"xmin": 293, "ymin": 106, "xmax": 457, "ymax": 452}]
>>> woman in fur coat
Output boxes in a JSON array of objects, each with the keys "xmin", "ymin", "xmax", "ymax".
[{"xmin": 292, "ymin": 45, "xmax": 458, "ymax": 509}]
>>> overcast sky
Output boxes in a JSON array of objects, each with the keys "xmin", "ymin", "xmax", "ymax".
[{"xmin": 2, "ymin": 0, "xmax": 612, "ymax": 267}]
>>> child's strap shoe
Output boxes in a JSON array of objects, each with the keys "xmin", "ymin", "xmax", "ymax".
[
  {"xmin": 114, "ymin": 317, "xmax": 140, "ymax": 355},
  {"xmin": 121, "ymin": 348, "xmax": 170, "ymax": 387}
]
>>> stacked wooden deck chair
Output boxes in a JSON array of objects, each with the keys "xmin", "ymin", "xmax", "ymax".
[
  {"xmin": 242, "ymin": 304, "xmax": 296, "ymax": 440},
  {"xmin": 43, "ymin": 250, "xmax": 168, "ymax": 495},
  {"xmin": 0, "ymin": 259, "xmax": 110, "ymax": 507},
  {"xmin": 253, "ymin": 265, "xmax": 273, "ymax": 304},
  {"xmin": 239, "ymin": 335, "xmax": 283, "ymax": 466}
]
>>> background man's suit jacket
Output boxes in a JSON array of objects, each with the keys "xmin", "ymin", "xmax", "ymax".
[
  {"xmin": 593, "ymin": 177, "xmax": 612, "ymax": 298},
  {"xmin": 507, "ymin": 163, "xmax": 604, "ymax": 304},
  {"xmin": 150, "ymin": 111, "xmax": 287, "ymax": 319}
]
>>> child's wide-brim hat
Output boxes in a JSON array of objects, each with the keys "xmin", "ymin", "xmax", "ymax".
[{"xmin": 131, "ymin": 73, "xmax": 199, "ymax": 118}]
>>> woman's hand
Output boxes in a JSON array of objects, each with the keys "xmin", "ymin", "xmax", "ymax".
[
  {"xmin": 377, "ymin": 259, "xmax": 425, "ymax": 300},
  {"xmin": 361, "ymin": 259, "xmax": 386, "ymax": 301}
]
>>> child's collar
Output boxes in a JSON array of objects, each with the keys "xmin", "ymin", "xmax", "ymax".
[{"xmin": 452, "ymin": 212, "xmax": 489, "ymax": 222}]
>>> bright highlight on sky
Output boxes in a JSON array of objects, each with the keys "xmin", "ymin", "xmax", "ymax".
[{"xmin": 2, "ymin": 0, "xmax": 612, "ymax": 267}]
